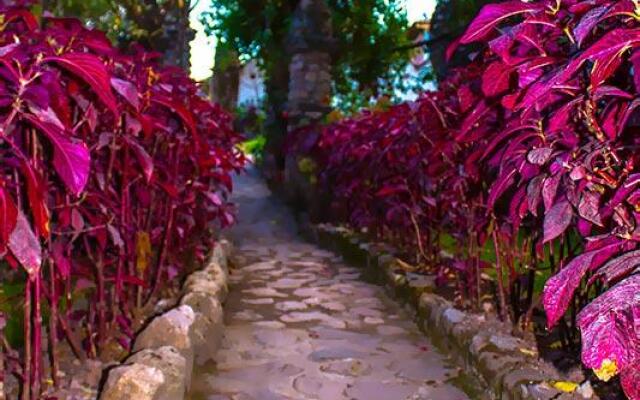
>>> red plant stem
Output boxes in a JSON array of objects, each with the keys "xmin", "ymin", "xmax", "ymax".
[
  {"xmin": 13, "ymin": 170, "xmax": 21, "ymax": 206},
  {"xmin": 64, "ymin": 274, "xmax": 72, "ymax": 329},
  {"xmin": 48, "ymin": 260, "xmax": 59, "ymax": 387},
  {"xmin": 56, "ymin": 313, "xmax": 85, "ymax": 362},
  {"xmin": 116, "ymin": 256, "xmax": 126, "ymax": 315},
  {"xmin": 146, "ymin": 203, "xmax": 175, "ymax": 305},
  {"xmin": 106, "ymin": 133, "xmax": 118, "ymax": 183},
  {"xmin": 508, "ymin": 237, "xmax": 517, "ymax": 285},
  {"xmin": 434, "ymin": 230, "xmax": 441, "ymax": 265},
  {"xmin": 143, "ymin": 137, "xmax": 161, "ymax": 232},
  {"xmin": 87, "ymin": 306, "xmax": 97, "ymax": 359},
  {"xmin": 32, "ymin": 273, "xmax": 41, "ymax": 398},
  {"xmin": 119, "ymin": 151, "xmax": 127, "ymax": 296},
  {"xmin": 408, "ymin": 209, "xmax": 427, "ymax": 262},
  {"xmin": 424, "ymin": 228, "xmax": 431, "ymax": 262},
  {"xmin": 549, "ymin": 240, "xmax": 556, "ymax": 273},
  {"xmin": 470, "ymin": 230, "xmax": 480, "ymax": 308},
  {"xmin": 96, "ymin": 256, "xmax": 107, "ymax": 351},
  {"xmin": 22, "ymin": 279, "xmax": 31, "ymax": 400},
  {"xmin": 492, "ymin": 226, "xmax": 508, "ymax": 322},
  {"xmin": 122, "ymin": 144, "xmax": 135, "ymax": 304},
  {"xmin": 0, "ymin": 312, "xmax": 5, "ymax": 400}
]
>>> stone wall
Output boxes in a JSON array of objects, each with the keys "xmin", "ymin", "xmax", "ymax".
[
  {"xmin": 99, "ymin": 241, "xmax": 232, "ymax": 400},
  {"xmin": 302, "ymin": 224, "xmax": 597, "ymax": 400}
]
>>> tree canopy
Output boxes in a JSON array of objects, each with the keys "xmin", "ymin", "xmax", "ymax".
[
  {"xmin": 429, "ymin": 0, "xmax": 494, "ymax": 79},
  {"xmin": 40, "ymin": 0, "xmax": 194, "ymax": 67},
  {"xmin": 201, "ymin": 0, "xmax": 413, "ymax": 112}
]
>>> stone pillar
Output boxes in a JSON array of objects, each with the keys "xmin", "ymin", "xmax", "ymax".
[
  {"xmin": 286, "ymin": 0, "xmax": 333, "ymax": 128},
  {"xmin": 210, "ymin": 44, "xmax": 240, "ymax": 112},
  {"xmin": 284, "ymin": 0, "xmax": 334, "ymax": 218},
  {"xmin": 157, "ymin": 3, "xmax": 195, "ymax": 70},
  {"xmin": 287, "ymin": 52, "xmax": 332, "ymax": 126}
]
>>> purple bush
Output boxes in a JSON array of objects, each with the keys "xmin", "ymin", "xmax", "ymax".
[
  {"xmin": 290, "ymin": 0, "xmax": 640, "ymax": 396},
  {"xmin": 0, "ymin": 4, "xmax": 245, "ymax": 398}
]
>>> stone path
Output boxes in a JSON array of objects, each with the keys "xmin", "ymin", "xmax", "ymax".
[{"xmin": 188, "ymin": 167, "xmax": 479, "ymax": 400}]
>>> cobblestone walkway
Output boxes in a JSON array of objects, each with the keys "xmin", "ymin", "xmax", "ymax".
[{"xmin": 188, "ymin": 168, "xmax": 478, "ymax": 400}]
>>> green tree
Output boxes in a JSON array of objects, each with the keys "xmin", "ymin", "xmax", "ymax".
[
  {"xmin": 201, "ymin": 0, "xmax": 411, "ymax": 168},
  {"xmin": 328, "ymin": 1, "xmax": 410, "ymax": 110},
  {"xmin": 202, "ymin": 1, "xmax": 295, "ymax": 168},
  {"xmin": 202, "ymin": 1, "xmax": 411, "ymax": 111},
  {"xmin": 40, "ymin": 0, "xmax": 194, "ymax": 68},
  {"xmin": 429, "ymin": 0, "xmax": 494, "ymax": 80}
]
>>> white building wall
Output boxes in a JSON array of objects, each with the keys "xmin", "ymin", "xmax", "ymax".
[{"xmin": 237, "ymin": 60, "xmax": 265, "ymax": 107}]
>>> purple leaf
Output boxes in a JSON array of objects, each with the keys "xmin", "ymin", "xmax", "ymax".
[
  {"xmin": 487, "ymin": 169, "xmax": 516, "ymax": 210},
  {"xmin": 621, "ymin": 366, "xmax": 640, "ymax": 400},
  {"xmin": 19, "ymin": 158, "xmax": 50, "ymax": 239},
  {"xmin": 592, "ymin": 250, "xmax": 640, "ymax": 285},
  {"xmin": 0, "ymin": 43, "xmax": 18, "ymax": 58},
  {"xmin": 527, "ymin": 174, "xmax": 545, "ymax": 216},
  {"xmin": 593, "ymin": 85, "xmax": 633, "ymax": 100},
  {"xmin": 44, "ymin": 52, "xmax": 118, "ymax": 115},
  {"xmin": 71, "ymin": 208, "xmax": 84, "ymax": 232},
  {"xmin": 631, "ymin": 50, "xmax": 640, "ymax": 92},
  {"xmin": 543, "ymin": 199, "xmax": 573, "ymax": 243},
  {"xmin": 8, "ymin": 212, "xmax": 42, "ymax": 275},
  {"xmin": 124, "ymin": 136, "xmax": 154, "ymax": 183},
  {"xmin": 517, "ymin": 57, "xmax": 556, "ymax": 88},
  {"xmin": 573, "ymin": 5, "xmax": 610, "ymax": 48},
  {"xmin": 542, "ymin": 174, "xmax": 561, "ymax": 210},
  {"xmin": 205, "ymin": 192, "xmax": 222, "ymax": 206},
  {"xmin": 110, "ymin": 78, "xmax": 140, "ymax": 110},
  {"xmin": 24, "ymin": 113, "xmax": 90, "ymax": 196},
  {"xmin": 482, "ymin": 61, "xmax": 513, "ymax": 97},
  {"xmin": 527, "ymin": 147, "xmax": 553, "ymax": 165},
  {"xmin": 52, "ymin": 240, "xmax": 71, "ymax": 278},
  {"xmin": 0, "ymin": 186, "xmax": 17, "ymax": 251},
  {"xmin": 577, "ymin": 274, "xmax": 640, "ymax": 382},
  {"xmin": 152, "ymin": 95, "xmax": 197, "ymax": 135},
  {"xmin": 618, "ymin": 97, "xmax": 640, "ymax": 134},
  {"xmin": 456, "ymin": 100, "xmax": 491, "ymax": 142},
  {"xmin": 578, "ymin": 191, "xmax": 603, "ymax": 226},
  {"xmin": 108, "ymin": 225, "xmax": 124, "ymax": 250},
  {"xmin": 570, "ymin": 28, "xmax": 640, "ymax": 88},
  {"xmin": 375, "ymin": 184, "xmax": 407, "ymax": 197},
  {"xmin": 459, "ymin": 1, "xmax": 541, "ymax": 44},
  {"xmin": 543, "ymin": 243, "xmax": 622, "ymax": 328}
]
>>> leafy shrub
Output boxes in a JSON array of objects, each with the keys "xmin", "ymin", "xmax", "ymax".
[
  {"xmin": 239, "ymin": 134, "xmax": 266, "ymax": 162},
  {"xmin": 290, "ymin": 0, "xmax": 640, "ymax": 397},
  {"xmin": 0, "ymin": 3, "xmax": 245, "ymax": 397}
]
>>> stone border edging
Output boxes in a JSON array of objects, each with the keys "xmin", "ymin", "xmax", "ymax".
[
  {"xmin": 98, "ymin": 239, "xmax": 232, "ymax": 400},
  {"xmin": 302, "ymin": 223, "xmax": 594, "ymax": 400}
]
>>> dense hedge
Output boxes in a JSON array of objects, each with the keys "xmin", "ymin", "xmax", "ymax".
[
  {"xmin": 290, "ymin": 1, "xmax": 640, "ymax": 397},
  {"xmin": 0, "ymin": 3, "xmax": 244, "ymax": 398}
]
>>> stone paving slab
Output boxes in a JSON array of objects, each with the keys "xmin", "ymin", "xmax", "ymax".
[{"xmin": 187, "ymin": 168, "xmax": 479, "ymax": 400}]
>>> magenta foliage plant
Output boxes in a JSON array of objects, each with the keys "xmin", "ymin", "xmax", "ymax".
[
  {"xmin": 457, "ymin": 0, "xmax": 640, "ymax": 395},
  {"xmin": 0, "ymin": 4, "xmax": 244, "ymax": 398},
  {"xmin": 290, "ymin": 0, "xmax": 640, "ymax": 397}
]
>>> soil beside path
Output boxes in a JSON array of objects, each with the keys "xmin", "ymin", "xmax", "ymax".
[{"xmin": 188, "ymin": 167, "xmax": 481, "ymax": 400}]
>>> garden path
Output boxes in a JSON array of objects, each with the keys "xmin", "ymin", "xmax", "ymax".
[{"xmin": 188, "ymin": 167, "xmax": 478, "ymax": 400}]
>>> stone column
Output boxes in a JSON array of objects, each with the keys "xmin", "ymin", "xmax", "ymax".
[
  {"xmin": 284, "ymin": 0, "xmax": 334, "ymax": 218},
  {"xmin": 160, "ymin": 6, "xmax": 194, "ymax": 70},
  {"xmin": 210, "ymin": 44, "xmax": 240, "ymax": 112},
  {"xmin": 286, "ymin": 0, "xmax": 333, "ymax": 128}
]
